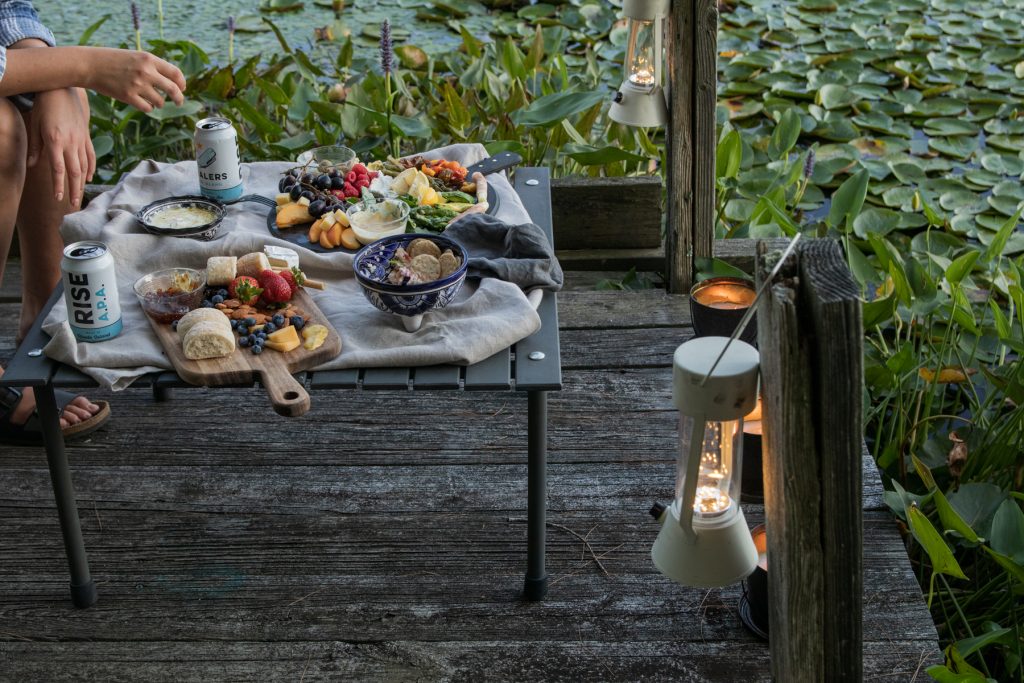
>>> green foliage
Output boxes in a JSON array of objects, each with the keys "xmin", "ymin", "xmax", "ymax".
[
  {"xmin": 86, "ymin": 14, "xmax": 657, "ymax": 182},
  {"xmin": 713, "ymin": 1, "xmax": 1024, "ymax": 671}
]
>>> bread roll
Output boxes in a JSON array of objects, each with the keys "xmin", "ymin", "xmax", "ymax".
[
  {"xmin": 237, "ymin": 252, "xmax": 271, "ymax": 278},
  {"xmin": 182, "ymin": 321, "xmax": 235, "ymax": 360},
  {"xmin": 206, "ymin": 256, "xmax": 237, "ymax": 286},
  {"xmin": 177, "ymin": 307, "xmax": 230, "ymax": 339}
]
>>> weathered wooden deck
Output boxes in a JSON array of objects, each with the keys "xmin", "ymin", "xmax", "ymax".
[{"xmin": 0, "ymin": 263, "xmax": 940, "ymax": 681}]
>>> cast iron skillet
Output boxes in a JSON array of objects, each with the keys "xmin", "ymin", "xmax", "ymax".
[
  {"xmin": 137, "ymin": 194, "xmax": 277, "ymax": 241},
  {"xmin": 267, "ymin": 151, "xmax": 522, "ymax": 254}
]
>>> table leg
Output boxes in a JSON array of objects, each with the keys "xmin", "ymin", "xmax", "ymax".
[
  {"xmin": 152, "ymin": 385, "xmax": 171, "ymax": 402},
  {"xmin": 35, "ymin": 384, "xmax": 97, "ymax": 608},
  {"xmin": 524, "ymin": 390, "xmax": 548, "ymax": 601}
]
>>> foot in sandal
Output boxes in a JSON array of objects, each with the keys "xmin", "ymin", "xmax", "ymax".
[{"xmin": 0, "ymin": 386, "xmax": 111, "ymax": 446}]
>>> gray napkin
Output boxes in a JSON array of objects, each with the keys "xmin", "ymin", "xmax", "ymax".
[
  {"xmin": 41, "ymin": 144, "xmax": 544, "ymax": 390},
  {"xmin": 444, "ymin": 214, "xmax": 563, "ymax": 292}
]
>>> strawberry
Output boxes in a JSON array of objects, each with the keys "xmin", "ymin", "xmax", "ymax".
[
  {"xmin": 229, "ymin": 276, "xmax": 263, "ymax": 305},
  {"xmin": 258, "ymin": 270, "xmax": 292, "ymax": 304},
  {"xmin": 278, "ymin": 268, "xmax": 305, "ymax": 297}
]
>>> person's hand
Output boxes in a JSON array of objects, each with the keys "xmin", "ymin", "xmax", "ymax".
[
  {"xmin": 85, "ymin": 48, "xmax": 186, "ymax": 113},
  {"xmin": 27, "ymin": 87, "xmax": 95, "ymax": 208}
]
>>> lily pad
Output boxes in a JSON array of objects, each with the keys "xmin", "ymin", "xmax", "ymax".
[
  {"xmin": 928, "ymin": 135, "xmax": 978, "ymax": 160},
  {"xmin": 981, "ymin": 153, "xmax": 1024, "ymax": 176},
  {"xmin": 921, "ymin": 118, "xmax": 979, "ymax": 136},
  {"xmin": 963, "ymin": 168, "xmax": 1004, "ymax": 187},
  {"xmin": 882, "ymin": 186, "xmax": 917, "ymax": 211},
  {"xmin": 817, "ymin": 83, "xmax": 860, "ymax": 109},
  {"xmin": 853, "ymin": 207, "xmax": 901, "ymax": 237},
  {"xmin": 987, "ymin": 194, "xmax": 1024, "ymax": 216}
]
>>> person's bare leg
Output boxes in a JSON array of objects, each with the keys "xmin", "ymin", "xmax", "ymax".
[{"xmin": 0, "ymin": 101, "xmax": 101, "ymax": 430}]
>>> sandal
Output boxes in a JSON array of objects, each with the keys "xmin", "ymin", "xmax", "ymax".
[{"xmin": 0, "ymin": 387, "xmax": 111, "ymax": 447}]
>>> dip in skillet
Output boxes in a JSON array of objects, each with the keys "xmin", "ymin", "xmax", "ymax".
[{"xmin": 148, "ymin": 205, "xmax": 219, "ymax": 230}]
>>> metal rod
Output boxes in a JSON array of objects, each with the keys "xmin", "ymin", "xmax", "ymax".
[
  {"xmin": 700, "ymin": 233, "xmax": 802, "ymax": 386},
  {"xmin": 36, "ymin": 384, "xmax": 98, "ymax": 608},
  {"xmin": 524, "ymin": 390, "xmax": 548, "ymax": 601}
]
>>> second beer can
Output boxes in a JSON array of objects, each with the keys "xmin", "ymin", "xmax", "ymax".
[
  {"xmin": 61, "ymin": 241, "xmax": 122, "ymax": 343},
  {"xmin": 194, "ymin": 116, "xmax": 243, "ymax": 200}
]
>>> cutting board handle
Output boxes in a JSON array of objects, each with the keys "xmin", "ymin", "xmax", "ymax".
[{"xmin": 261, "ymin": 363, "xmax": 311, "ymax": 417}]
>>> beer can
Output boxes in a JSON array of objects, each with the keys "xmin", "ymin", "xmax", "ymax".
[
  {"xmin": 194, "ymin": 116, "xmax": 243, "ymax": 200},
  {"xmin": 61, "ymin": 241, "xmax": 122, "ymax": 343}
]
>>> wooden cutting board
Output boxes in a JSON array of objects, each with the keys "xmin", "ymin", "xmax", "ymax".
[{"xmin": 146, "ymin": 288, "xmax": 341, "ymax": 417}]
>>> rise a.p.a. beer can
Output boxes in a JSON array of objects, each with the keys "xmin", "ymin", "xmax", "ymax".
[
  {"xmin": 194, "ymin": 116, "xmax": 243, "ymax": 200},
  {"xmin": 60, "ymin": 241, "xmax": 122, "ymax": 342}
]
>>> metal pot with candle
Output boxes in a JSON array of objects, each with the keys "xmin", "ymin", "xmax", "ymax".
[{"xmin": 689, "ymin": 277, "xmax": 758, "ymax": 346}]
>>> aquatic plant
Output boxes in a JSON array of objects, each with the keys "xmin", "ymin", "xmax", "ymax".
[
  {"xmin": 129, "ymin": 1, "xmax": 141, "ymax": 51},
  {"xmin": 380, "ymin": 18, "xmax": 396, "ymax": 157}
]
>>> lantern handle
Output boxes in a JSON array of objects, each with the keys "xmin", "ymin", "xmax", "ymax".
[{"xmin": 677, "ymin": 414, "xmax": 706, "ymax": 541}]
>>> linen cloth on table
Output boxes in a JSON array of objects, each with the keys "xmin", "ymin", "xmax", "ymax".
[{"xmin": 42, "ymin": 143, "xmax": 551, "ymax": 390}]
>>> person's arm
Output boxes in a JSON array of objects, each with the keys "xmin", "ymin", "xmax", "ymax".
[{"xmin": 0, "ymin": 46, "xmax": 186, "ymax": 108}]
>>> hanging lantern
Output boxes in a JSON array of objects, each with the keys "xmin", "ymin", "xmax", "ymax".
[
  {"xmin": 609, "ymin": 0, "xmax": 670, "ymax": 128},
  {"xmin": 651, "ymin": 336, "xmax": 760, "ymax": 587}
]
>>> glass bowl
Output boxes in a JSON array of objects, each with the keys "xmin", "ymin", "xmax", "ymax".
[
  {"xmin": 133, "ymin": 268, "xmax": 206, "ymax": 323},
  {"xmin": 347, "ymin": 198, "xmax": 411, "ymax": 245},
  {"xmin": 296, "ymin": 145, "xmax": 357, "ymax": 175}
]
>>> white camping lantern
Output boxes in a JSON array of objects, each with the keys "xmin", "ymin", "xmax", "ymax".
[
  {"xmin": 652, "ymin": 336, "xmax": 760, "ymax": 588},
  {"xmin": 609, "ymin": 0, "xmax": 670, "ymax": 128}
]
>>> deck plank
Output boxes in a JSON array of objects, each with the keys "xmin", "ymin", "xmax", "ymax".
[{"xmin": 0, "ymin": 269, "xmax": 940, "ymax": 679}]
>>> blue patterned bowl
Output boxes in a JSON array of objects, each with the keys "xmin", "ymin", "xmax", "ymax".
[{"xmin": 353, "ymin": 233, "xmax": 469, "ymax": 331}]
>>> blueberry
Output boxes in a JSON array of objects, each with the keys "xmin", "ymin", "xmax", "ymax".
[
  {"xmin": 255, "ymin": 332, "xmax": 267, "ymax": 341},
  {"xmin": 239, "ymin": 335, "xmax": 251, "ymax": 347},
  {"xmin": 290, "ymin": 315, "xmax": 304, "ymax": 330},
  {"xmin": 315, "ymin": 173, "xmax": 332, "ymax": 190},
  {"xmin": 230, "ymin": 319, "xmax": 239, "ymax": 330},
  {"xmin": 272, "ymin": 314, "xmax": 285, "ymax": 326},
  {"xmin": 201, "ymin": 300, "xmax": 214, "ymax": 308},
  {"xmin": 237, "ymin": 325, "xmax": 249, "ymax": 335},
  {"xmin": 218, "ymin": 289, "xmax": 229, "ymax": 298},
  {"xmin": 251, "ymin": 344, "xmax": 263, "ymax": 355},
  {"xmin": 211, "ymin": 294, "xmax": 224, "ymax": 304},
  {"xmin": 171, "ymin": 320, "xmax": 179, "ymax": 331},
  {"xmin": 264, "ymin": 322, "xmax": 277, "ymax": 334},
  {"xmin": 244, "ymin": 317, "xmax": 256, "ymax": 326}
]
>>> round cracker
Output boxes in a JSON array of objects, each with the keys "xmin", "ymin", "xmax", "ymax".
[
  {"xmin": 410, "ymin": 254, "xmax": 441, "ymax": 282},
  {"xmin": 438, "ymin": 252, "xmax": 460, "ymax": 279},
  {"xmin": 409, "ymin": 238, "xmax": 442, "ymax": 259}
]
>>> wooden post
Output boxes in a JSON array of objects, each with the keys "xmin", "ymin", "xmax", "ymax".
[
  {"xmin": 666, "ymin": 0, "xmax": 717, "ymax": 294},
  {"xmin": 756, "ymin": 239, "xmax": 864, "ymax": 682}
]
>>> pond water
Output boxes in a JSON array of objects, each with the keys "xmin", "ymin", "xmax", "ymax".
[{"xmin": 35, "ymin": 0, "xmax": 490, "ymax": 64}]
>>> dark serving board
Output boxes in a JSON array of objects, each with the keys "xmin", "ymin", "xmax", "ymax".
[{"xmin": 266, "ymin": 183, "xmax": 500, "ymax": 254}]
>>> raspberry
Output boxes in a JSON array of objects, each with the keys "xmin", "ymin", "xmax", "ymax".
[
  {"xmin": 345, "ymin": 171, "xmax": 357, "ymax": 183},
  {"xmin": 351, "ymin": 163, "xmax": 367, "ymax": 175}
]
